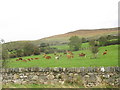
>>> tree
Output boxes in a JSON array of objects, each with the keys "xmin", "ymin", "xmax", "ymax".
[
  {"xmin": 23, "ymin": 42, "xmax": 35, "ymax": 56},
  {"xmin": 89, "ymin": 39, "xmax": 96, "ymax": 46},
  {"xmin": 89, "ymin": 40, "xmax": 99, "ymax": 59},
  {"xmin": 82, "ymin": 37, "xmax": 87, "ymax": 43},
  {"xmin": 1, "ymin": 39, "xmax": 9, "ymax": 68},
  {"xmin": 39, "ymin": 43, "xmax": 50, "ymax": 53},
  {"xmin": 2, "ymin": 46, "xmax": 8, "ymax": 60},
  {"xmin": 98, "ymin": 36, "xmax": 107, "ymax": 46},
  {"xmin": 106, "ymin": 35, "xmax": 113, "ymax": 40},
  {"xmin": 40, "ymin": 43, "xmax": 49, "ymax": 47},
  {"xmin": 68, "ymin": 36, "xmax": 82, "ymax": 51},
  {"xmin": 16, "ymin": 49, "xmax": 23, "ymax": 57},
  {"xmin": 33, "ymin": 47, "xmax": 40, "ymax": 55}
]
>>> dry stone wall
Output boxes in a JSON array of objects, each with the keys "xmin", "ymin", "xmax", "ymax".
[{"xmin": 2, "ymin": 67, "xmax": 120, "ymax": 87}]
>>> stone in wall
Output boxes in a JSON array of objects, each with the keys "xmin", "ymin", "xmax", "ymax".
[{"xmin": 1, "ymin": 67, "xmax": 120, "ymax": 88}]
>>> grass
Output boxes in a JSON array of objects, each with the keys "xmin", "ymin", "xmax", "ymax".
[
  {"xmin": 6, "ymin": 44, "xmax": 119, "ymax": 68},
  {"xmin": 3, "ymin": 83, "xmax": 119, "ymax": 88},
  {"xmin": 3, "ymin": 83, "xmax": 84, "ymax": 88},
  {"xmin": 51, "ymin": 43, "xmax": 89, "ymax": 50},
  {"xmin": 51, "ymin": 44, "xmax": 69, "ymax": 50}
]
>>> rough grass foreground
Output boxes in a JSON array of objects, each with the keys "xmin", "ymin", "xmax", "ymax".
[
  {"xmin": 3, "ymin": 83, "xmax": 118, "ymax": 88},
  {"xmin": 6, "ymin": 45, "xmax": 118, "ymax": 68}
]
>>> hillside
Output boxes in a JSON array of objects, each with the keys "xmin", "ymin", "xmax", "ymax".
[
  {"xmin": 4, "ymin": 27, "xmax": 118, "ymax": 47},
  {"xmin": 33, "ymin": 27, "xmax": 118, "ymax": 45}
]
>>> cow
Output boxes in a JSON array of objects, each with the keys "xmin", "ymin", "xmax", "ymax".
[
  {"xmin": 43, "ymin": 53, "xmax": 47, "ymax": 58},
  {"xmin": 35, "ymin": 58, "xmax": 39, "ymax": 59},
  {"xmin": 103, "ymin": 50, "xmax": 107, "ymax": 55},
  {"xmin": 27, "ymin": 59, "xmax": 31, "ymax": 61},
  {"xmin": 79, "ymin": 53, "xmax": 86, "ymax": 57},
  {"xmin": 19, "ymin": 58, "xmax": 23, "ymax": 60},
  {"xmin": 45, "ymin": 56, "xmax": 51, "ymax": 59},
  {"xmin": 30, "ymin": 58, "xmax": 33, "ymax": 60},
  {"xmin": 55, "ymin": 56, "xmax": 59, "ymax": 60},
  {"xmin": 22, "ymin": 59, "xmax": 27, "ymax": 62},
  {"xmin": 66, "ymin": 54, "xmax": 74, "ymax": 59},
  {"xmin": 67, "ymin": 51, "xmax": 74, "ymax": 55},
  {"xmin": 16, "ymin": 59, "xmax": 19, "ymax": 61}
]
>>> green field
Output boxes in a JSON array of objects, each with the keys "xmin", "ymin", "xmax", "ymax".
[
  {"xmin": 51, "ymin": 43, "xmax": 89, "ymax": 50},
  {"xmin": 6, "ymin": 44, "xmax": 118, "ymax": 68}
]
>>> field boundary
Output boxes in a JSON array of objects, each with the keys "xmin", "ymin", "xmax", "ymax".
[{"xmin": 2, "ymin": 67, "xmax": 120, "ymax": 88}]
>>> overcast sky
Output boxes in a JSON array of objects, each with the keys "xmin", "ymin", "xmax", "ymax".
[{"xmin": 0, "ymin": 0, "xmax": 119, "ymax": 42}]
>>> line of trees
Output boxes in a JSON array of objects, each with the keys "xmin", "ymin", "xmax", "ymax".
[{"xmin": 2, "ymin": 42, "xmax": 59, "ymax": 59}]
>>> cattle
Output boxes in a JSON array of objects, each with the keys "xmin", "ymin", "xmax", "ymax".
[
  {"xmin": 103, "ymin": 50, "xmax": 107, "ymax": 55},
  {"xmin": 22, "ymin": 59, "xmax": 27, "ymax": 62},
  {"xmin": 45, "ymin": 56, "xmax": 51, "ymax": 59},
  {"xmin": 103, "ymin": 52, "xmax": 107, "ymax": 55},
  {"xmin": 16, "ymin": 59, "xmax": 19, "ymax": 61},
  {"xmin": 19, "ymin": 58, "xmax": 23, "ymax": 60},
  {"xmin": 35, "ymin": 58, "xmax": 39, "ymax": 59},
  {"xmin": 27, "ymin": 59, "xmax": 31, "ymax": 61},
  {"xmin": 43, "ymin": 53, "xmax": 47, "ymax": 58},
  {"xmin": 55, "ymin": 56, "xmax": 59, "ymax": 60},
  {"xmin": 67, "ymin": 51, "xmax": 74, "ymax": 55},
  {"xmin": 66, "ymin": 54, "xmax": 74, "ymax": 59},
  {"xmin": 30, "ymin": 58, "xmax": 33, "ymax": 60},
  {"xmin": 79, "ymin": 53, "xmax": 86, "ymax": 57}
]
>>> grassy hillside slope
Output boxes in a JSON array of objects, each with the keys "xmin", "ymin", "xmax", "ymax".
[{"xmin": 33, "ymin": 27, "xmax": 118, "ymax": 45}]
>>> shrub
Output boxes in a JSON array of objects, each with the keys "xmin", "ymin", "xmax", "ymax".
[{"xmin": 16, "ymin": 49, "xmax": 24, "ymax": 57}]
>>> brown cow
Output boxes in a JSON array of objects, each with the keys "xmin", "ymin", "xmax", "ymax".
[
  {"xmin": 45, "ymin": 56, "xmax": 51, "ymax": 59},
  {"xmin": 22, "ymin": 59, "xmax": 27, "ymax": 62},
  {"xmin": 43, "ymin": 53, "xmax": 47, "ymax": 58},
  {"xmin": 30, "ymin": 58, "xmax": 33, "ymax": 60},
  {"xmin": 16, "ymin": 59, "xmax": 19, "ymax": 61},
  {"xmin": 35, "ymin": 58, "xmax": 39, "ymax": 59},
  {"xmin": 103, "ymin": 50, "xmax": 107, "ymax": 55},
  {"xmin": 19, "ymin": 58, "xmax": 23, "ymax": 60},
  {"xmin": 67, "ymin": 51, "xmax": 74, "ymax": 55},
  {"xmin": 66, "ymin": 54, "xmax": 74, "ymax": 59},
  {"xmin": 27, "ymin": 59, "xmax": 31, "ymax": 61},
  {"xmin": 79, "ymin": 53, "xmax": 86, "ymax": 57}
]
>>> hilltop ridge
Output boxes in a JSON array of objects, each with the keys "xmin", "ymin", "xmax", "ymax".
[{"xmin": 33, "ymin": 27, "xmax": 118, "ymax": 45}]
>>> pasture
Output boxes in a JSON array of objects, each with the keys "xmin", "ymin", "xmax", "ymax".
[
  {"xmin": 6, "ymin": 44, "xmax": 118, "ymax": 68},
  {"xmin": 51, "ymin": 43, "xmax": 89, "ymax": 50}
]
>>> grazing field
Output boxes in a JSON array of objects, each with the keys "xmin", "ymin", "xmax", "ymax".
[
  {"xmin": 6, "ymin": 44, "xmax": 118, "ymax": 68},
  {"xmin": 51, "ymin": 43, "xmax": 89, "ymax": 50}
]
